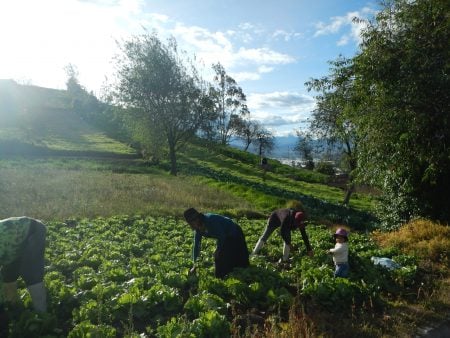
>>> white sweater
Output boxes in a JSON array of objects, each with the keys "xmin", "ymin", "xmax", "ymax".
[{"xmin": 330, "ymin": 242, "xmax": 349, "ymax": 264}]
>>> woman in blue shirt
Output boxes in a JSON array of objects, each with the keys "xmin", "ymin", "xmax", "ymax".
[{"xmin": 184, "ymin": 208, "xmax": 249, "ymax": 278}]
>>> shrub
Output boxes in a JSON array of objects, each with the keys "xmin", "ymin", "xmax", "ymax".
[
  {"xmin": 315, "ymin": 161, "xmax": 336, "ymax": 176},
  {"xmin": 372, "ymin": 219, "xmax": 450, "ymax": 264}
]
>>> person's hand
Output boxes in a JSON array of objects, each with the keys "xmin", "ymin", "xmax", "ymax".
[{"xmin": 189, "ymin": 266, "xmax": 197, "ymax": 275}]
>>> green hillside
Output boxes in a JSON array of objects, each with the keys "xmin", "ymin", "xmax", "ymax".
[
  {"xmin": 0, "ymin": 80, "xmax": 376, "ymax": 227},
  {"xmin": 0, "ymin": 80, "xmax": 136, "ymax": 157}
]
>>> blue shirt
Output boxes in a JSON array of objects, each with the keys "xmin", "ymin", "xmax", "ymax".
[{"xmin": 192, "ymin": 213, "xmax": 239, "ymax": 262}]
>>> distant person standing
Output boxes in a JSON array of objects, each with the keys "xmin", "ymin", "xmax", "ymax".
[
  {"xmin": 0, "ymin": 217, "xmax": 47, "ymax": 331},
  {"xmin": 184, "ymin": 208, "xmax": 249, "ymax": 279},
  {"xmin": 252, "ymin": 204, "xmax": 313, "ymax": 262},
  {"xmin": 260, "ymin": 157, "xmax": 270, "ymax": 181},
  {"xmin": 329, "ymin": 228, "xmax": 350, "ymax": 278}
]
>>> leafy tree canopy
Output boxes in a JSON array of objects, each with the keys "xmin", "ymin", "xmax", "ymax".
[{"xmin": 113, "ymin": 32, "xmax": 212, "ymax": 175}]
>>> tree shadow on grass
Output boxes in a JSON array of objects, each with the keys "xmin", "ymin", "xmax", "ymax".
[{"xmin": 179, "ymin": 159, "xmax": 378, "ymax": 230}]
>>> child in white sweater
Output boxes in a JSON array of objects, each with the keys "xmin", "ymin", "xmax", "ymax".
[{"xmin": 329, "ymin": 228, "xmax": 349, "ymax": 278}]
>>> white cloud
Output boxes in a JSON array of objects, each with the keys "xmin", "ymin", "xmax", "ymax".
[
  {"xmin": 245, "ymin": 91, "xmax": 315, "ymax": 136},
  {"xmin": 337, "ymin": 35, "xmax": 350, "ymax": 46},
  {"xmin": 258, "ymin": 65, "xmax": 274, "ymax": 73},
  {"xmin": 235, "ymin": 47, "xmax": 295, "ymax": 65},
  {"xmin": 248, "ymin": 91, "xmax": 315, "ymax": 112},
  {"xmin": 0, "ymin": 0, "xmax": 148, "ymax": 92},
  {"xmin": 163, "ymin": 23, "xmax": 295, "ymax": 81},
  {"xmin": 313, "ymin": 7, "xmax": 374, "ymax": 45},
  {"xmin": 232, "ymin": 72, "xmax": 261, "ymax": 82},
  {"xmin": 0, "ymin": 0, "xmax": 298, "ymax": 92},
  {"xmin": 272, "ymin": 29, "xmax": 303, "ymax": 41},
  {"xmin": 314, "ymin": 18, "xmax": 346, "ymax": 37}
]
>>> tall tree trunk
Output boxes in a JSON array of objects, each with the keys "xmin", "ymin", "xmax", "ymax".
[
  {"xmin": 169, "ymin": 142, "xmax": 177, "ymax": 176},
  {"xmin": 343, "ymin": 182, "xmax": 354, "ymax": 206}
]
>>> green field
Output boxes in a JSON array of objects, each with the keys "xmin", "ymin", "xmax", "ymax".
[{"xmin": 1, "ymin": 81, "xmax": 449, "ymax": 337}]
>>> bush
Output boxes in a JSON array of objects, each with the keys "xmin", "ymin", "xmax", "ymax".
[
  {"xmin": 315, "ymin": 161, "xmax": 336, "ymax": 176},
  {"xmin": 372, "ymin": 219, "xmax": 450, "ymax": 264}
]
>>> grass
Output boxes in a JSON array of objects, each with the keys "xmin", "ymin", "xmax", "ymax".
[
  {"xmin": 1, "ymin": 81, "xmax": 135, "ymax": 155},
  {"xmin": 373, "ymin": 219, "xmax": 450, "ymax": 269},
  {"xmin": 179, "ymin": 143, "xmax": 376, "ymax": 213},
  {"xmin": 0, "ymin": 141, "xmax": 377, "ymax": 230},
  {"xmin": 371, "ymin": 219, "xmax": 450, "ymax": 334},
  {"xmin": 0, "ymin": 157, "xmax": 447, "ymax": 337},
  {"xmin": 0, "ymin": 162, "xmax": 253, "ymax": 220}
]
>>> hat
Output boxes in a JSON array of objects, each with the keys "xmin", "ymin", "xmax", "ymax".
[
  {"xmin": 184, "ymin": 208, "xmax": 200, "ymax": 222},
  {"xmin": 333, "ymin": 228, "xmax": 348, "ymax": 238},
  {"xmin": 294, "ymin": 211, "xmax": 305, "ymax": 225}
]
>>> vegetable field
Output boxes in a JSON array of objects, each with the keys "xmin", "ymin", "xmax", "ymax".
[{"xmin": 7, "ymin": 215, "xmax": 421, "ymax": 337}]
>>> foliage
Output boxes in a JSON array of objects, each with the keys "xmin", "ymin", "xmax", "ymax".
[
  {"xmin": 372, "ymin": 219, "xmax": 450, "ymax": 265},
  {"xmin": 304, "ymin": 56, "xmax": 359, "ymax": 205},
  {"xmin": 314, "ymin": 161, "xmax": 336, "ymax": 176},
  {"xmin": 353, "ymin": 0, "xmax": 450, "ymax": 225},
  {"xmin": 0, "ymin": 159, "xmax": 251, "ymax": 220},
  {"xmin": 305, "ymin": 0, "xmax": 450, "ymax": 224},
  {"xmin": 206, "ymin": 63, "xmax": 248, "ymax": 145},
  {"xmin": 64, "ymin": 64, "xmax": 100, "ymax": 120},
  {"xmin": 7, "ymin": 215, "xmax": 439, "ymax": 337},
  {"xmin": 253, "ymin": 125, "xmax": 275, "ymax": 157},
  {"xmin": 113, "ymin": 31, "xmax": 211, "ymax": 175},
  {"xmin": 0, "ymin": 81, "xmax": 135, "ymax": 157},
  {"xmin": 294, "ymin": 131, "xmax": 315, "ymax": 170}
]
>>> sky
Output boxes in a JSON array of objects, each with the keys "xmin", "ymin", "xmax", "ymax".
[{"xmin": 0, "ymin": 0, "xmax": 378, "ymax": 137}]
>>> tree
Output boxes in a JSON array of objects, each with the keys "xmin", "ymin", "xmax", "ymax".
[
  {"xmin": 305, "ymin": 56, "xmax": 360, "ymax": 205},
  {"xmin": 254, "ymin": 126, "xmax": 275, "ymax": 157},
  {"xmin": 64, "ymin": 64, "xmax": 126, "ymax": 140},
  {"xmin": 352, "ymin": 0, "xmax": 450, "ymax": 225},
  {"xmin": 210, "ymin": 63, "xmax": 248, "ymax": 145},
  {"xmin": 294, "ymin": 130, "xmax": 315, "ymax": 170},
  {"xmin": 64, "ymin": 63, "xmax": 100, "ymax": 117},
  {"xmin": 113, "ymin": 32, "xmax": 210, "ymax": 175},
  {"xmin": 232, "ymin": 109, "xmax": 263, "ymax": 151}
]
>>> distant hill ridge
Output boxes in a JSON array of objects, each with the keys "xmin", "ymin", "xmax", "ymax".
[{"xmin": 0, "ymin": 79, "xmax": 136, "ymax": 157}]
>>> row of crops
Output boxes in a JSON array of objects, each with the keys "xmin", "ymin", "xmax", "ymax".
[{"xmin": 8, "ymin": 215, "xmax": 419, "ymax": 337}]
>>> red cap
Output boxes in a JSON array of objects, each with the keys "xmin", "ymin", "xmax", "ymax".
[{"xmin": 294, "ymin": 211, "xmax": 305, "ymax": 226}]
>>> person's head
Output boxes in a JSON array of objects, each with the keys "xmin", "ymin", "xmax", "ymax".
[
  {"xmin": 184, "ymin": 208, "xmax": 203, "ymax": 230},
  {"xmin": 333, "ymin": 228, "xmax": 348, "ymax": 242},
  {"xmin": 294, "ymin": 211, "xmax": 305, "ymax": 227},
  {"xmin": 286, "ymin": 200, "xmax": 304, "ymax": 212}
]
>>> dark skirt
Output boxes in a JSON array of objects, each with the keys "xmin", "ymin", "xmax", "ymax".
[{"xmin": 214, "ymin": 225, "xmax": 249, "ymax": 278}]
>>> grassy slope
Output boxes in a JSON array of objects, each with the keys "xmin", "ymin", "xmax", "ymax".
[
  {"xmin": 0, "ymin": 81, "xmax": 376, "ymax": 229},
  {"xmin": 0, "ymin": 80, "xmax": 135, "ymax": 156},
  {"xmin": 175, "ymin": 142, "xmax": 377, "ymax": 230}
]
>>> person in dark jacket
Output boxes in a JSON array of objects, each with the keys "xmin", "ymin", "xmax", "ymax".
[
  {"xmin": 252, "ymin": 208, "xmax": 313, "ymax": 262},
  {"xmin": 184, "ymin": 208, "xmax": 249, "ymax": 279},
  {"xmin": 0, "ymin": 216, "xmax": 47, "ymax": 334}
]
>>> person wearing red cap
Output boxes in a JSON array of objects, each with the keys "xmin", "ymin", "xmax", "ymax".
[{"xmin": 252, "ymin": 208, "xmax": 313, "ymax": 262}]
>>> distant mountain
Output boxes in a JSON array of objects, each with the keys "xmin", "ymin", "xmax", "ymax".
[
  {"xmin": 272, "ymin": 135, "xmax": 299, "ymax": 158},
  {"xmin": 230, "ymin": 134, "xmax": 331, "ymax": 161},
  {"xmin": 229, "ymin": 135, "xmax": 299, "ymax": 159}
]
